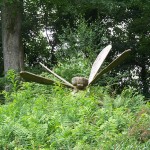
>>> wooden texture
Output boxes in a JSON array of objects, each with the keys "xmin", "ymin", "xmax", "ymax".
[
  {"xmin": 90, "ymin": 49, "xmax": 131, "ymax": 85},
  {"xmin": 40, "ymin": 63, "xmax": 74, "ymax": 88},
  {"xmin": 2, "ymin": 0, "xmax": 24, "ymax": 73},
  {"xmin": 88, "ymin": 45, "xmax": 112, "ymax": 85},
  {"xmin": 20, "ymin": 71, "xmax": 73, "ymax": 88}
]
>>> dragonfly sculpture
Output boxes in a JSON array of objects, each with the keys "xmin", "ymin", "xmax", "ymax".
[{"xmin": 20, "ymin": 45, "xmax": 131, "ymax": 90}]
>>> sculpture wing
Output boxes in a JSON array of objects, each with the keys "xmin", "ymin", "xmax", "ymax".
[
  {"xmin": 39, "ymin": 63, "xmax": 74, "ymax": 88},
  {"xmin": 20, "ymin": 71, "xmax": 74, "ymax": 88},
  {"xmin": 89, "ymin": 49, "xmax": 131, "ymax": 85},
  {"xmin": 88, "ymin": 45, "xmax": 112, "ymax": 85}
]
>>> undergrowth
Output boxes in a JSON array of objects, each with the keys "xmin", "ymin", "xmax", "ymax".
[{"xmin": 0, "ymin": 71, "xmax": 149, "ymax": 149}]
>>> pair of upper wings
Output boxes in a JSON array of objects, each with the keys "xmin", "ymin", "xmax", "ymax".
[{"xmin": 20, "ymin": 45, "xmax": 131, "ymax": 88}]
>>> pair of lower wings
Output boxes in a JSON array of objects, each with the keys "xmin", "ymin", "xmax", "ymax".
[{"xmin": 20, "ymin": 45, "xmax": 131, "ymax": 89}]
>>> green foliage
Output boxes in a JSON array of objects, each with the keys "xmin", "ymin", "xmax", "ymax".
[
  {"xmin": 0, "ymin": 76, "xmax": 149, "ymax": 149},
  {"xmin": 105, "ymin": 0, "xmax": 150, "ymax": 96},
  {"xmin": 53, "ymin": 57, "xmax": 91, "ymax": 82},
  {"xmin": 0, "ymin": 77, "xmax": 5, "ymax": 104},
  {"xmin": 57, "ymin": 17, "xmax": 108, "ymax": 61},
  {"xmin": 5, "ymin": 70, "xmax": 20, "ymax": 92},
  {"xmin": 0, "ymin": 77, "xmax": 5, "ymax": 91},
  {"xmin": 1, "ymin": 70, "xmax": 21, "ymax": 103}
]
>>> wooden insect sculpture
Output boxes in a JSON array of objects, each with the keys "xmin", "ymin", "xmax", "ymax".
[{"xmin": 20, "ymin": 45, "xmax": 131, "ymax": 90}]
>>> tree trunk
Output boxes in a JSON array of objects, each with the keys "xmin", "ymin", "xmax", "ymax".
[{"xmin": 2, "ymin": 0, "xmax": 24, "ymax": 74}]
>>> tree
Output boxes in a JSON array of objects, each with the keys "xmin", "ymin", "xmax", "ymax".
[
  {"xmin": 22, "ymin": 0, "xmax": 76, "ymax": 67},
  {"xmin": 105, "ymin": 0, "xmax": 150, "ymax": 96},
  {"xmin": 1, "ymin": 0, "xmax": 24, "ymax": 74}
]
